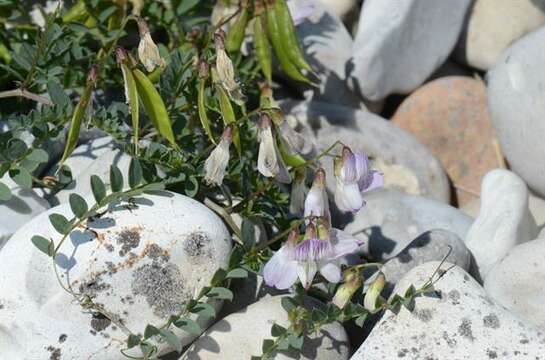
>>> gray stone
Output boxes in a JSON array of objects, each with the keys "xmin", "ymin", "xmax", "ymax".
[
  {"xmin": 455, "ymin": 0, "xmax": 545, "ymax": 71},
  {"xmin": 282, "ymin": 100, "xmax": 450, "ymax": 203},
  {"xmin": 0, "ymin": 192, "xmax": 231, "ymax": 359},
  {"xmin": 488, "ymin": 27, "xmax": 545, "ymax": 198},
  {"xmin": 183, "ymin": 295, "xmax": 350, "ymax": 360},
  {"xmin": 381, "ymin": 230, "xmax": 471, "ymax": 288},
  {"xmin": 485, "ymin": 237, "xmax": 545, "ymax": 330},
  {"xmin": 353, "ymin": 262, "xmax": 545, "ymax": 360},
  {"xmin": 352, "ymin": 0, "xmax": 471, "ymax": 100},
  {"xmin": 0, "ymin": 186, "xmax": 50, "ymax": 249},
  {"xmin": 343, "ymin": 189, "xmax": 472, "ymax": 261},
  {"xmin": 465, "ymin": 169, "xmax": 538, "ymax": 280}
]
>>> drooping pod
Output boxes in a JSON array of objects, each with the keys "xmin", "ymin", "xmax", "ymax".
[
  {"xmin": 59, "ymin": 65, "xmax": 99, "ymax": 167},
  {"xmin": 264, "ymin": 0, "xmax": 310, "ymax": 84},
  {"xmin": 253, "ymin": 1, "xmax": 272, "ymax": 83},
  {"xmin": 274, "ymin": 0, "xmax": 313, "ymax": 73},
  {"xmin": 197, "ymin": 59, "xmax": 216, "ymax": 145},
  {"xmin": 116, "ymin": 47, "xmax": 140, "ymax": 153},
  {"xmin": 132, "ymin": 68, "xmax": 177, "ymax": 149},
  {"xmin": 225, "ymin": 0, "xmax": 250, "ymax": 53}
]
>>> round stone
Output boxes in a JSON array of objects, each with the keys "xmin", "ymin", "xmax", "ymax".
[{"xmin": 392, "ymin": 76, "xmax": 500, "ymax": 206}]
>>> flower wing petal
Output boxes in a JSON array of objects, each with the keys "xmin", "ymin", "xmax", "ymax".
[
  {"xmin": 319, "ymin": 261, "xmax": 342, "ymax": 283},
  {"xmin": 263, "ymin": 246, "xmax": 298, "ymax": 290}
]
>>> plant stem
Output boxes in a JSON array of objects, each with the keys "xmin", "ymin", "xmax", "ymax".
[{"xmin": 0, "ymin": 88, "xmax": 53, "ymax": 106}]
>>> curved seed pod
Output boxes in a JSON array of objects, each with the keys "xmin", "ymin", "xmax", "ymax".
[
  {"xmin": 132, "ymin": 68, "xmax": 177, "ymax": 148},
  {"xmin": 277, "ymin": 136, "xmax": 306, "ymax": 167},
  {"xmin": 198, "ymin": 60, "xmax": 216, "ymax": 145},
  {"xmin": 274, "ymin": 0, "xmax": 313, "ymax": 73},
  {"xmin": 62, "ymin": 0, "xmax": 88, "ymax": 23},
  {"xmin": 253, "ymin": 13, "xmax": 272, "ymax": 83},
  {"xmin": 59, "ymin": 65, "xmax": 99, "ymax": 167},
  {"xmin": 225, "ymin": 0, "xmax": 250, "ymax": 53},
  {"xmin": 0, "ymin": 42, "xmax": 11, "ymax": 63},
  {"xmin": 116, "ymin": 48, "xmax": 139, "ymax": 152},
  {"xmin": 264, "ymin": 1, "xmax": 310, "ymax": 84},
  {"xmin": 215, "ymin": 84, "xmax": 241, "ymax": 154}
]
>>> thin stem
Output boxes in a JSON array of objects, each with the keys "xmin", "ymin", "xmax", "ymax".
[
  {"xmin": 300, "ymin": 140, "xmax": 344, "ymax": 168},
  {"xmin": 257, "ymin": 219, "xmax": 304, "ymax": 251},
  {"xmin": 0, "ymin": 88, "xmax": 53, "ymax": 106},
  {"xmin": 204, "ymin": 197, "xmax": 243, "ymax": 244}
]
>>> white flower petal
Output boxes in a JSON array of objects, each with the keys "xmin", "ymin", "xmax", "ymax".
[
  {"xmin": 290, "ymin": 181, "xmax": 308, "ymax": 216},
  {"xmin": 204, "ymin": 139, "xmax": 230, "ymax": 185},
  {"xmin": 264, "ymin": 246, "xmax": 298, "ymax": 290},
  {"xmin": 334, "ymin": 180, "xmax": 364, "ymax": 212},
  {"xmin": 257, "ymin": 126, "xmax": 279, "ymax": 177},
  {"xmin": 304, "ymin": 185, "xmax": 329, "ymax": 219},
  {"xmin": 319, "ymin": 261, "xmax": 342, "ymax": 283},
  {"xmin": 297, "ymin": 261, "xmax": 317, "ymax": 289}
]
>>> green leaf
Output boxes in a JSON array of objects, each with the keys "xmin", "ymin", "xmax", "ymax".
[
  {"xmin": 190, "ymin": 302, "xmax": 216, "ymax": 319},
  {"xmin": 47, "ymin": 80, "xmax": 70, "ymax": 109},
  {"xmin": 0, "ymin": 182, "xmax": 11, "ymax": 201},
  {"xmin": 31, "ymin": 235, "xmax": 54, "ymax": 256},
  {"xmin": 144, "ymin": 324, "xmax": 160, "ymax": 339},
  {"xmin": 288, "ymin": 334, "xmax": 303, "ymax": 350},
  {"xmin": 184, "ymin": 175, "xmax": 198, "ymax": 197},
  {"xmin": 355, "ymin": 313, "xmax": 368, "ymax": 328},
  {"xmin": 49, "ymin": 213, "xmax": 71, "ymax": 235},
  {"xmin": 261, "ymin": 339, "xmax": 275, "ymax": 354},
  {"xmin": 6, "ymin": 139, "xmax": 27, "ymax": 160},
  {"xmin": 90, "ymin": 175, "xmax": 106, "ymax": 203},
  {"xmin": 69, "ymin": 193, "xmax": 88, "ymax": 218},
  {"xmin": 128, "ymin": 158, "xmax": 143, "ymax": 188},
  {"xmin": 311, "ymin": 309, "xmax": 326, "ymax": 322},
  {"xmin": 173, "ymin": 317, "xmax": 201, "ymax": 335},
  {"xmin": 241, "ymin": 217, "xmax": 256, "ymax": 248},
  {"xmin": 210, "ymin": 269, "xmax": 226, "ymax": 285},
  {"xmin": 9, "ymin": 167, "xmax": 32, "ymax": 188},
  {"xmin": 207, "ymin": 287, "xmax": 233, "ymax": 301},
  {"xmin": 226, "ymin": 268, "xmax": 248, "ymax": 279},
  {"xmin": 26, "ymin": 148, "xmax": 49, "ymax": 163},
  {"xmin": 109, "ymin": 165, "xmax": 123, "ymax": 192},
  {"xmin": 176, "ymin": 0, "xmax": 200, "ymax": 14},
  {"xmin": 281, "ymin": 297, "xmax": 298, "ymax": 312},
  {"xmin": 271, "ymin": 323, "xmax": 286, "ymax": 337},
  {"xmin": 127, "ymin": 334, "xmax": 141, "ymax": 349},
  {"xmin": 159, "ymin": 329, "xmax": 182, "ymax": 353}
]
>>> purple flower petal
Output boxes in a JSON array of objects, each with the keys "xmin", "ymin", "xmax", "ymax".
[
  {"xmin": 263, "ymin": 245, "xmax": 298, "ymax": 289},
  {"xmin": 363, "ymin": 170, "xmax": 384, "ymax": 192},
  {"xmin": 330, "ymin": 228, "xmax": 363, "ymax": 258},
  {"xmin": 319, "ymin": 261, "xmax": 342, "ymax": 283}
]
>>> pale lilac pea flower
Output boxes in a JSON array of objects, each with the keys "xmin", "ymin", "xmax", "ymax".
[
  {"xmin": 303, "ymin": 168, "xmax": 330, "ymax": 222},
  {"xmin": 334, "ymin": 147, "xmax": 383, "ymax": 213},
  {"xmin": 287, "ymin": 0, "xmax": 317, "ymax": 25},
  {"xmin": 263, "ymin": 225, "xmax": 362, "ymax": 290},
  {"xmin": 257, "ymin": 114, "xmax": 291, "ymax": 183},
  {"xmin": 204, "ymin": 126, "xmax": 233, "ymax": 186}
]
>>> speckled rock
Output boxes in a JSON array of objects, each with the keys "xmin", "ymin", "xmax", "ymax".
[
  {"xmin": 343, "ymin": 189, "xmax": 472, "ymax": 261},
  {"xmin": 353, "ymin": 262, "xmax": 545, "ymax": 360},
  {"xmin": 49, "ymin": 145, "xmax": 131, "ymax": 206},
  {"xmin": 0, "ymin": 186, "xmax": 50, "ymax": 249},
  {"xmin": 282, "ymin": 100, "xmax": 450, "ymax": 203},
  {"xmin": 455, "ymin": 0, "xmax": 545, "ymax": 70},
  {"xmin": 392, "ymin": 76, "xmax": 500, "ymax": 206},
  {"xmin": 352, "ymin": 0, "xmax": 471, "ymax": 100},
  {"xmin": 465, "ymin": 169, "xmax": 538, "ymax": 280},
  {"xmin": 184, "ymin": 295, "xmax": 350, "ymax": 360},
  {"xmin": 485, "ymin": 237, "xmax": 545, "ymax": 330},
  {"xmin": 488, "ymin": 27, "xmax": 545, "ymax": 198},
  {"xmin": 0, "ymin": 191, "xmax": 231, "ymax": 359},
  {"xmin": 381, "ymin": 230, "xmax": 471, "ymax": 289}
]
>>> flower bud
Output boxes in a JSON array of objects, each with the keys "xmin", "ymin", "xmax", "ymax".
[
  {"xmin": 304, "ymin": 168, "xmax": 330, "ymax": 222},
  {"xmin": 214, "ymin": 30, "xmax": 246, "ymax": 105},
  {"xmin": 289, "ymin": 168, "xmax": 307, "ymax": 216},
  {"xmin": 364, "ymin": 272, "xmax": 385, "ymax": 312},
  {"xmin": 87, "ymin": 64, "xmax": 99, "ymax": 85},
  {"xmin": 198, "ymin": 58, "xmax": 210, "ymax": 79},
  {"xmin": 332, "ymin": 268, "xmax": 363, "ymax": 309}
]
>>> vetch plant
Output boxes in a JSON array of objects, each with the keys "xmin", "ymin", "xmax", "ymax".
[{"xmin": 0, "ymin": 1, "xmax": 451, "ymax": 359}]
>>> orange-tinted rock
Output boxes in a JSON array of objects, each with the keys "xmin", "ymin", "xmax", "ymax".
[{"xmin": 392, "ymin": 76, "xmax": 500, "ymax": 206}]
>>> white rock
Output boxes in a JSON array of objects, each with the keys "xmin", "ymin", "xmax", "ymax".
[
  {"xmin": 315, "ymin": 0, "xmax": 357, "ymax": 21},
  {"xmin": 282, "ymin": 100, "xmax": 450, "ymax": 202},
  {"xmin": 184, "ymin": 295, "xmax": 350, "ymax": 360},
  {"xmin": 488, "ymin": 27, "xmax": 545, "ymax": 198},
  {"xmin": 343, "ymin": 189, "xmax": 472, "ymax": 261},
  {"xmin": 485, "ymin": 237, "xmax": 545, "ymax": 330},
  {"xmin": 0, "ymin": 187, "xmax": 50, "ymax": 249},
  {"xmin": 50, "ymin": 146, "xmax": 131, "ymax": 205},
  {"xmin": 0, "ymin": 191, "xmax": 231, "ymax": 359},
  {"xmin": 354, "ymin": 262, "xmax": 545, "ymax": 359},
  {"xmin": 455, "ymin": 0, "xmax": 545, "ymax": 70},
  {"xmin": 352, "ymin": 0, "xmax": 471, "ymax": 100},
  {"xmin": 465, "ymin": 169, "xmax": 538, "ymax": 280}
]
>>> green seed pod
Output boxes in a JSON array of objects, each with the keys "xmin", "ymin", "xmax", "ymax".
[
  {"xmin": 264, "ymin": 1, "xmax": 310, "ymax": 84},
  {"xmin": 62, "ymin": 0, "xmax": 88, "ymax": 23},
  {"xmin": 132, "ymin": 68, "xmax": 177, "ymax": 149},
  {"xmin": 59, "ymin": 65, "xmax": 99, "ymax": 167},
  {"xmin": 198, "ymin": 60, "xmax": 216, "ymax": 145},
  {"xmin": 215, "ymin": 83, "xmax": 241, "ymax": 154},
  {"xmin": 274, "ymin": 0, "xmax": 313, "ymax": 73},
  {"xmin": 253, "ymin": 12, "xmax": 272, "ymax": 83},
  {"xmin": 116, "ymin": 47, "xmax": 139, "ymax": 153},
  {"xmin": 225, "ymin": 1, "xmax": 250, "ymax": 53}
]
